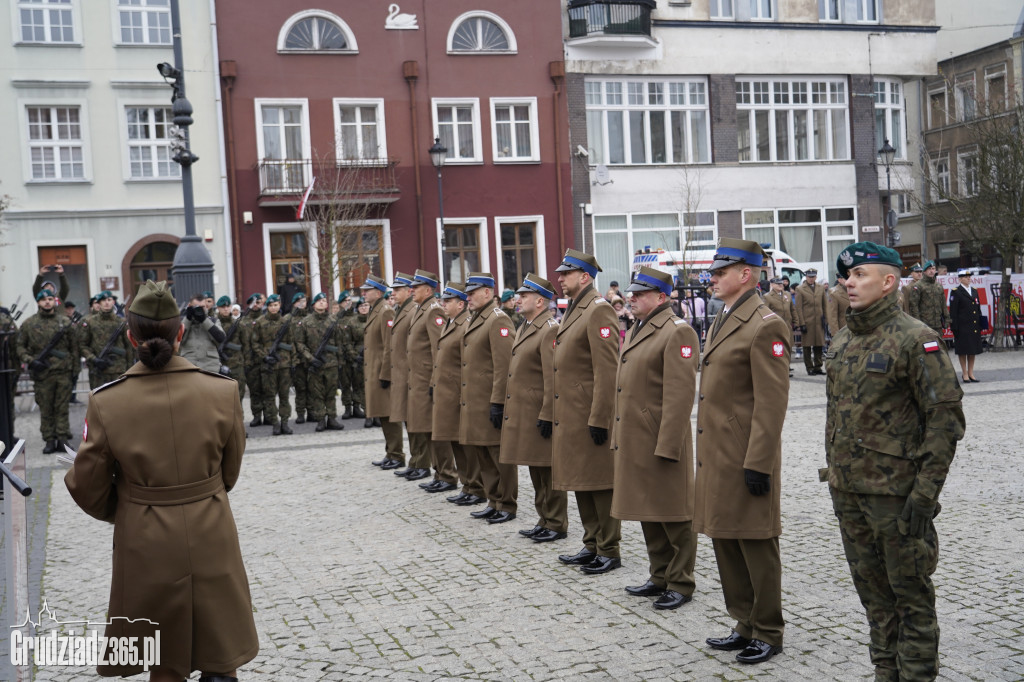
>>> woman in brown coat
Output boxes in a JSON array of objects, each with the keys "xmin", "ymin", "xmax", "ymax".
[{"xmin": 65, "ymin": 280, "xmax": 258, "ymax": 682}]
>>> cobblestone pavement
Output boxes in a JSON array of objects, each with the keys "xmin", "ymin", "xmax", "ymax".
[{"xmin": 6, "ymin": 350, "xmax": 1023, "ymax": 680}]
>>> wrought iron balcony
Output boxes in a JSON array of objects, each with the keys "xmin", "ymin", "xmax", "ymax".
[
  {"xmin": 255, "ymin": 158, "xmax": 400, "ymax": 205},
  {"xmin": 568, "ymin": 0, "xmax": 654, "ymax": 40}
]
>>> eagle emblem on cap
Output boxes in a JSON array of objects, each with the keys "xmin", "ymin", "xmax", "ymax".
[{"xmin": 840, "ymin": 250, "xmax": 854, "ymax": 266}]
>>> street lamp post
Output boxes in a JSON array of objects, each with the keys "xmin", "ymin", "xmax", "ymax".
[
  {"xmin": 878, "ymin": 139, "xmax": 897, "ymax": 248},
  {"xmin": 429, "ymin": 137, "xmax": 447, "ymax": 280},
  {"xmin": 159, "ymin": 0, "xmax": 214, "ymax": 305}
]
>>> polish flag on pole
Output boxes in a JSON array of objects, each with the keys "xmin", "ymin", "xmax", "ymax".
[{"xmin": 296, "ymin": 177, "xmax": 317, "ymax": 220}]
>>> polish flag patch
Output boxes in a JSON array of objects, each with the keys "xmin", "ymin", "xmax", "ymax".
[
  {"xmin": 553, "ymin": 339, "xmax": 557, "ymax": 349},
  {"xmin": 434, "ymin": 317, "xmax": 444, "ymax": 326},
  {"xmin": 923, "ymin": 340, "xmax": 940, "ymax": 353},
  {"xmin": 499, "ymin": 327, "xmax": 510, "ymax": 337},
  {"xmin": 772, "ymin": 342, "xmax": 785, "ymax": 357},
  {"xmin": 387, "ymin": 320, "xmax": 394, "ymax": 327},
  {"xmin": 681, "ymin": 346, "xmax": 693, "ymax": 358},
  {"xmin": 599, "ymin": 327, "xmax": 611, "ymax": 338},
  {"xmin": 82, "ymin": 418, "xmax": 88, "ymax": 442}
]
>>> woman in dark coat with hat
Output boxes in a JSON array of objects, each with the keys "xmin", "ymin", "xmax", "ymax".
[{"xmin": 948, "ymin": 269, "xmax": 983, "ymax": 382}]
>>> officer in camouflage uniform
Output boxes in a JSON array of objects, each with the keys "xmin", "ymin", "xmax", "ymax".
[
  {"xmin": 244, "ymin": 293, "xmax": 265, "ymax": 426},
  {"xmin": 337, "ymin": 294, "xmax": 363, "ymax": 419},
  {"xmin": 298, "ymin": 292, "xmax": 349, "ymax": 431},
  {"xmin": 823, "ymin": 242, "xmax": 965, "ymax": 682},
  {"xmin": 907, "ymin": 261, "xmax": 947, "ymax": 334},
  {"xmin": 253, "ymin": 294, "xmax": 294, "ymax": 435},
  {"xmin": 352, "ymin": 299, "xmax": 369, "ymax": 425},
  {"xmin": 216, "ymin": 295, "xmax": 248, "ymax": 403},
  {"xmin": 899, "ymin": 264, "xmax": 922, "ymax": 313},
  {"xmin": 17, "ymin": 291, "xmax": 78, "ymax": 453},
  {"xmin": 288, "ymin": 292, "xmax": 311, "ymax": 423},
  {"xmin": 79, "ymin": 290, "xmax": 132, "ymax": 389},
  {"xmin": 79, "ymin": 296, "xmax": 99, "ymax": 390}
]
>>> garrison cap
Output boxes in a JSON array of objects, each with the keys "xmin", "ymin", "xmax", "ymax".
[
  {"xmin": 265, "ymin": 294, "xmax": 281, "ymax": 304},
  {"xmin": 391, "ymin": 272, "xmax": 415, "ymax": 288},
  {"xmin": 923, "ymin": 260, "xmax": 936, "ymax": 270},
  {"xmin": 910, "ymin": 263, "xmax": 923, "ymax": 273},
  {"xmin": 465, "ymin": 272, "xmax": 496, "ymax": 292},
  {"xmin": 291, "ymin": 292, "xmax": 306, "ymax": 304},
  {"xmin": 359, "ymin": 274, "xmax": 388, "ymax": 293},
  {"xmin": 217, "ymin": 295, "xmax": 232, "ymax": 307},
  {"xmin": 836, "ymin": 241, "xmax": 903, "ymax": 278},
  {"xmin": 441, "ymin": 281, "xmax": 468, "ymax": 301},
  {"xmin": 554, "ymin": 248, "xmax": 602, "ymax": 278},
  {"xmin": 97, "ymin": 290, "xmax": 115, "ymax": 300},
  {"xmin": 312, "ymin": 292, "xmax": 328, "ymax": 304},
  {"xmin": 707, "ymin": 238, "xmax": 766, "ymax": 272},
  {"xmin": 411, "ymin": 269, "xmax": 439, "ymax": 288},
  {"xmin": 129, "ymin": 280, "xmax": 179, "ymax": 320},
  {"xmin": 516, "ymin": 274, "xmax": 554, "ymax": 299},
  {"xmin": 35, "ymin": 290, "xmax": 53, "ymax": 301},
  {"xmin": 626, "ymin": 266, "xmax": 673, "ymax": 295}
]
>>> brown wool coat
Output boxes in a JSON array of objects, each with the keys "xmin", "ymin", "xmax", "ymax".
[
  {"xmin": 459, "ymin": 302, "xmax": 514, "ymax": 446},
  {"xmin": 64, "ymin": 356, "xmax": 258, "ymax": 678},
  {"xmin": 610, "ymin": 306, "xmax": 700, "ymax": 522},
  {"xmin": 387, "ymin": 301, "xmax": 413, "ymax": 422},
  {"xmin": 794, "ymin": 281, "xmax": 828, "ymax": 346},
  {"xmin": 763, "ymin": 289, "xmax": 795, "ymax": 330},
  {"xmin": 499, "ymin": 309, "xmax": 558, "ymax": 467},
  {"xmin": 551, "ymin": 286, "xmax": 620, "ymax": 491},
  {"xmin": 431, "ymin": 309, "xmax": 470, "ymax": 441},
  {"xmin": 693, "ymin": 291, "xmax": 791, "ymax": 540},
  {"xmin": 363, "ymin": 299, "xmax": 395, "ymax": 418},
  {"xmin": 826, "ymin": 283, "xmax": 850, "ymax": 335},
  {"xmin": 406, "ymin": 298, "xmax": 447, "ymax": 433}
]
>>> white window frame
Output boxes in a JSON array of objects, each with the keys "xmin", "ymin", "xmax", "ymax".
[
  {"xmin": 984, "ymin": 64, "xmax": 1007, "ymax": 114},
  {"xmin": 276, "ymin": 9, "xmax": 358, "ymax": 53},
  {"xmin": 927, "ymin": 86, "xmax": 948, "ymax": 130},
  {"xmin": 489, "ymin": 97, "xmax": 539, "ymax": 164},
  {"xmin": 446, "ymin": 10, "xmax": 517, "ymax": 54},
  {"xmin": 818, "ymin": 0, "xmax": 841, "ymax": 22},
  {"xmin": 493, "ymin": 215, "xmax": 546, "ymax": 292},
  {"xmin": 19, "ymin": 98, "xmax": 92, "ymax": 184},
  {"xmin": 329, "ymin": 219, "xmax": 393, "ymax": 293},
  {"xmin": 954, "ymin": 73, "xmax": 977, "ymax": 122},
  {"xmin": 14, "ymin": 0, "xmax": 80, "ymax": 45},
  {"xmin": 710, "ymin": 0, "xmax": 734, "ymax": 19},
  {"xmin": 431, "ymin": 98, "xmax": 483, "ymax": 164},
  {"xmin": 436, "ymin": 217, "xmax": 490, "ymax": 286},
  {"xmin": 929, "ymin": 154, "xmax": 950, "ymax": 202},
  {"xmin": 749, "ymin": 0, "xmax": 775, "ymax": 21},
  {"xmin": 331, "ymin": 98, "xmax": 387, "ymax": 164},
  {"xmin": 856, "ymin": 0, "xmax": 880, "ymax": 23},
  {"xmin": 736, "ymin": 77, "xmax": 850, "ymax": 163},
  {"xmin": 741, "ymin": 206, "xmax": 856, "ymax": 281},
  {"xmin": 113, "ymin": 0, "xmax": 170, "ymax": 46},
  {"xmin": 874, "ymin": 78, "xmax": 906, "ymax": 161},
  {"xmin": 118, "ymin": 101, "xmax": 181, "ymax": 182},
  {"xmin": 254, "ymin": 98, "xmax": 312, "ymax": 193},
  {"xmin": 957, "ymin": 148, "xmax": 979, "ymax": 197}
]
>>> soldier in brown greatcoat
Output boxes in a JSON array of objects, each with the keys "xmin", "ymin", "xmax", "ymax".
[
  {"xmin": 359, "ymin": 274, "xmax": 406, "ymax": 469},
  {"xmin": 387, "ymin": 273, "xmax": 422, "ymax": 478},
  {"xmin": 826, "ymin": 275, "xmax": 850, "ymax": 335},
  {"xmin": 460, "ymin": 272, "xmax": 517, "ymax": 523},
  {"xmin": 499, "ymin": 274, "xmax": 568, "ymax": 543},
  {"xmin": 696, "ymin": 239, "xmax": 791, "ymax": 665},
  {"xmin": 430, "ymin": 283, "xmax": 480, "ymax": 501},
  {"xmin": 551, "ymin": 249, "xmax": 622, "ymax": 575},
  {"xmin": 404, "ymin": 270, "xmax": 449, "ymax": 487},
  {"xmin": 763, "ymin": 277, "xmax": 796, "ymax": 377},
  {"xmin": 794, "ymin": 268, "xmax": 828, "ymax": 375},
  {"xmin": 65, "ymin": 280, "xmax": 258, "ymax": 681},
  {"xmin": 611, "ymin": 267, "xmax": 699, "ymax": 611}
]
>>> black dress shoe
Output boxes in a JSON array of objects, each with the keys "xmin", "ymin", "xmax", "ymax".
[
  {"xmin": 532, "ymin": 529, "xmax": 568, "ymax": 543},
  {"xmin": 394, "ymin": 467, "xmax": 414, "ymax": 477},
  {"xmin": 364, "ymin": 417, "xmax": 374, "ymax": 428},
  {"xmin": 419, "ymin": 479, "xmax": 440, "ymax": 489},
  {"xmin": 558, "ymin": 548, "xmax": 597, "ymax": 565},
  {"xmin": 706, "ymin": 631, "xmax": 752, "ymax": 651},
  {"xmin": 427, "ymin": 481, "xmax": 457, "ymax": 493},
  {"xmin": 371, "ymin": 457, "xmax": 388, "ymax": 467},
  {"xmin": 519, "ymin": 525, "xmax": 543, "ymax": 537},
  {"xmin": 580, "ymin": 556, "xmax": 621, "ymax": 574},
  {"xmin": 470, "ymin": 506, "xmax": 498, "ymax": 519},
  {"xmin": 735, "ymin": 639, "xmax": 783, "ymax": 664},
  {"xmin": 486, "ymin": 511, "xmax": 516, "ymax": 524},
  {"xmin": 405, "ymin": 468, "xmax": 431, "ymax": 481},
  {"xmin": 381, "ymin": 459, "xmax": 403, "ymax": 470},
  {"xmin": 625, "ymin": 580, "xmax": 666, "ymax": 597},
  {"xmin": 198, "ymin": 676, "xmax": 239, "ymax": 682},
  {"xmin": 653, "ymin": 590, "xmax": 691, "ymax": 610},
  {"xmin": 447, "ymin": 491, "xmax": 470, "ymax": 503},
  {"xmin": 455, "ymin": 494, "xmax": 485, "ymax": 506}
]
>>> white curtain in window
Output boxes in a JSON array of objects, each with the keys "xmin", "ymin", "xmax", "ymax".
[{"xmin": 780, "ymin": 225, "xmax": 821, "ymax": 262}]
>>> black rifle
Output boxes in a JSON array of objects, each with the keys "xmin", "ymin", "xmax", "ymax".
[
  {"xmin": 263, "ymin": 318, "xmax": 292, "ymax": 365},
  {"xmin": 311, "ymin": 318, "xmax": 340, "ymax": 367},
  {"xmin": 29, "ymin": 311, "xmax": 82, "ymax": 380},
  {"xmin": 218, "ymin": 308, "xmax": 250, "ymax": 363},
  {"xmin": 93, "ymin": 320, "xmax": 128, "ymax": 370}
]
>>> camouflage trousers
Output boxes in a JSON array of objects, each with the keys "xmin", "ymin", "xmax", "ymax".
[
  {"xmin": 34, "ymin": 372, "xmax": 72, "ymax": 441},
  {"xmin": 292, "ymin": 363, "xmax": 308, "ymax": 418},
  {"xmin": 307, "ymin": 365, "xmax": 338, "ymax": 420},
  {"xmin": 830, "ymin": 489, "xmax": 940, "ymax": 682},
  {"xmin": 338, "ymin": 362, "xmax": 363, "ymax": 408},
  {"xmin": 244, "ymin": 364, "xmax": 262, "ymax": 419},
  {"xmin": 260, "ymin": 366, "xmax": 292, "ymax": 424}
]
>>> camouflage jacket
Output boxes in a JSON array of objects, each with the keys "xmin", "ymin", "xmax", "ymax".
[
  {"xmin": 823, "ymin": 292, "xmax": 965, "ymax": 505},
  {"xmin": 907, "ymin": 275, "xmax": 947, "ymax": 333},
  {"xmin": 0, "ymin": 309, "xmax": 18, "ymax": 371},
  {"xmin": 80, "ymin": 310, "xmax": 132, "ymax": 374},
  {"xmin": 16, "ymin": 308, "xmax": 78, "ymax": 375},
  {"xmin": 287, "ymin": 307, "xmax": 309, "ymax": 365},
  {"xmin": 217, "ymin": 313, "xmax": 249, "ymax": 374},
  {"xmin": 253, "ymin": 312, "xmax": 294, "ymax": 366},
  {"xmin": 350, "ymin": 314, "xmax": 366, "ymax": 364},
  {"xmin": 297, "ymin": 311, "xmax": 353, "ymax": 368},
  {"xmin": 243, "ymin": 308, "xmax": 261, "ymax": 367}
]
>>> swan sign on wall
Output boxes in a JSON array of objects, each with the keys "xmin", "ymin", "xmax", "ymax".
[{"xmin": 385, "ymin": 4, "xmax": 418, "ymax": 30}]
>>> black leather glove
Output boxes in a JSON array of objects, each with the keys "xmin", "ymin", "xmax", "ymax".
[
  {"xmin": 263, "ymin": 354, "xmax": 277, "ymax": 366},
  {"xmin": 799, "ymin": 325, "xmax": 807, "ymax": 333},
  {"xmin": 311, "ymin": 357, "xmax": 324, "ymax": 369},
  {"xmin": 28, "ymin": 359, "xmax": 49, "ymax": 373},
  {"xmin": 589, "ymin": 426, "xmax": 608, "ymax": 446},
  {"xmin": 744, "ymin": 468, "xmax": 770, "ymax": 496},
  {"xmin": 899, "ymin": 497, "xmax": 936, "ymax": 539},
  {"xmin": 186, "ymin": 306, "xmax": 203, "ymax": 323},
  {"xmin": 537, "ymin": 419, "xmax": 552, "ymax": 439},
  {"xmin": 92, "ymin": 357, "xmax": 111, "ymax": 372},
  {"xmin": 489, "ymin": 403, "xmax": 504, "ymax": 429},
  {"xmin": 380, "ymin": 379, "xmax": 391, "ymax": 389}
]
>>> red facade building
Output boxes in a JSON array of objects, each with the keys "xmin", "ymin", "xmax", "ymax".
[{"xmin": 216, "ymin": 0, "xmax": 572, "ymax": 299}]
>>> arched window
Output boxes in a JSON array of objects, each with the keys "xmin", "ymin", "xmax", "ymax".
[
  {"xmin": 277, "ymin": 10, "xmax": 357, "ymax": 53},
  {"xmin": 447, "ymin": 11, "xmax": 516, "ymax": 54}
]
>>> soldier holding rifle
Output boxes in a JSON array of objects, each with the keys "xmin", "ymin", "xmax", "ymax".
[{"xmin": 79, "ymin": 290, "xmax": 132, "ymax": 389}]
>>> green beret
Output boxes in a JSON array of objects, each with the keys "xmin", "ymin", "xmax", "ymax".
[
  {"xmin": 312, "ymin": 292, "xmax": 327, "ymax": 304},
  {"xmin": 129, "ymin": 280, "xmax": 180, "ymax": 320},
  {"xmin": 923, "ymin": 260, "xmax": 936, "ymax": 270},
  {"xmin": 97, "ymin": 290, "xmax": 114, "ymax": 300},
  {"xmin": 216, "ymin": 295, "xmax": 231, "ymax": 307},
  {"xmin": 836, "ymin": 242, "xmax": 903, "ymax": 278},
  {"xmin": 291, "ymin": 292, "xmax": 306, "ymax": 304},
  {"xmin": 266, "ymin": 294, "xmax": 281, "ymax": 304},
  {"xmin": 500, "ymin": 289, "xmax": 515, "ymax": 302},
  {"xmin": 910, "ymin": 263, "xmax": 923, "ymax": 273},
  {"xmin": 247, "ymin": 292, "xmax": 263, "ymax": 304},
  {"xmin": 35, "ymin": 290, "xmax": 53, "ymax": 301}
]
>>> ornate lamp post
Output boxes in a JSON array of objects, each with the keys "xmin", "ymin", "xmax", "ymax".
[
  {"xmin": 878, "ymin": 139, "xmax": 897, "ymax": 248},
  {"xmin": 429, "ymin": 137, "xmax": 448, "ymax": 279}
]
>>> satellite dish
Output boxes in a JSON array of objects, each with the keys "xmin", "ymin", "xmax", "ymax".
[{"xmin": 594, "ymin": 165, "xmax": 611, "ymax": 185}]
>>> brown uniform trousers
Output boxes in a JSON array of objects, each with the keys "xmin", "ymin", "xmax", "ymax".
[
  {"xmin": 431, "ymin": 310, "xmax": 477, "ymax": 491},
  {"xmin": 406, "ymin": 299, "xmax": 446, "ymax": 475},
  {"xmin": 364, "ymin": 299, "xmax": 404, "ymax": 464}
]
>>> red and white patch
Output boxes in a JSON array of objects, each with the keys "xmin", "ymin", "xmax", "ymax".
[
  {"xmin": 434, "ymin": 317, "xmax": 444, "ymax": 326},
  {"xmin": 387, "ymin": 320, "xmax": 394, "ymax": 327},
  {"xmin": 553, "ymin": 339, "xmax": 557, "ymax": 349},
  {"xmin": 82, "ymin": 418, "xmax": 88, "ymax": 442},
  {"xmin": 923, "ymin": 340, "xmax": 940, "ymax": 353},
  {"xmin": 499, "ymin": 328, "xmax": 510, "ymax": 337},
  {"xmin": 680, "ymin": 346, "xmax": 693, "ymax": 358},
  {"xmin": 772, "ymin": 342, "xmax": 785, "ymax": 357},
  {"xmin": 599, "ymin": 327, "xmax": 611, "ymax": 338}
]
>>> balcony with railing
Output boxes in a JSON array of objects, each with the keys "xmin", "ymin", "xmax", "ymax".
[
  {"xmin": 567, "ymin": 0, "xmax": 657, "ymax": 47},
  {"xmin": 255, "ymin": 158, "xmax": 400, "ymax": 207}
]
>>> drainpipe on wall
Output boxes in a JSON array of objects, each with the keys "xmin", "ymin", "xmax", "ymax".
[
  {"xmin": 209, "ymin": 0, "xmax": 237, "ymax": 301},
  {"xmin": 404, "ymin": 61, "xmax": 425, "ymax": 268},
  {"xmin": 550, "ymin": 61, "xmax": 567, "ymax": 258},
  {"xmin": 917, "ymin": 77, "xmax": 928, "ymax": 260},
  {"xmin": 220, "ymin": 59, "xmax": 242, "ymax": 302}
]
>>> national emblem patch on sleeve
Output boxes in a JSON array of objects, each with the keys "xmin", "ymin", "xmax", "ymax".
[
  {"xmin": 499, "ymin": 327, "xmax": 510, "ymax": 337},
  {"xmin": 681, "ymin": 346, "xmax": 693, "ymax": 358},
  {"xmin": 599, "ymin": 327, "xmax": 611, "ymax": 338},
  {"xmin": 772, "ymin": 341, "xmax": 785, "ymax": 357},
  {"xmin": 434, "ymin": 317, "xmax": 444, "ymax": 326},
  {"xmin": 82, "ymin": 418, "xmax": 88, "ymax": 442},
  {"xmin": 387, "ymin": 320, "xmax": 394, "ymax": 327}
]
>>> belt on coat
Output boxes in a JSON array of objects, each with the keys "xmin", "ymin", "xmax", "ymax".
[{"xmin": 120, "ymin": 473, "xmax": 225, "ymax": 506}]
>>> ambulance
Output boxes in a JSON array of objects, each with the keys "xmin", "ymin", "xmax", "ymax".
[{"xmin": 630, "ymin": 245, "xmax": 807, "ymax": 288}]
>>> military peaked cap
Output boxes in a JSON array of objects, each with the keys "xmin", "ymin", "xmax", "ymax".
[
  {"xmin": 626, "ymin": 266, "xmax": 673, "ymax": 295},
  {"xmin": 707, "ymin": 238, "xmax": 766, "ymax": 272},
  {"xmin": 516, "ymin": 274, "xmax": 555, "ymax": 299},
  {"xmin": 554, "ymin": 249, "xmax": 602, "ymax": 278}
]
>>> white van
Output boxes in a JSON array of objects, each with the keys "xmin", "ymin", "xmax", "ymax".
[{"xmin": 630, "ymin": 246, "xmax": 806, "ymax": 288}]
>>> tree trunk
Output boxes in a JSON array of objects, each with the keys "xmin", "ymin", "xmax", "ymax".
[{"xmin": 993, "ymin": 269, "xmax": 1011, "ymax": 349}]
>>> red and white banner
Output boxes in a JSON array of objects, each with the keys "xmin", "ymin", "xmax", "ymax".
[{"xmin": 295, "ymin": 177, "xmax": 317, "ymax": 220}]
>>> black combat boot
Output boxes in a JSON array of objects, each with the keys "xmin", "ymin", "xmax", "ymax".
[
  {"xmin": 250, "ymin": 413, "xmax": 262, "ymax": 428},
  {"xmin": 326, "ymin": 416, "xmax": 344, "ymax": 430},
  {"xmin": 295, "ymin": 412, "xmax": 305, "ymax": 424},
  {"xmin": 42, "ymin": 440, "xmax": 57, "ymax": 454},
  {"xmin": 342, "ymin": 405, "xmax": 353, "ymax": 419},
  {"xmin": 364, "ymin": 417, "xmax": 374, "ymax": 428},
  {"xmin": 353, "ymin": 405, "xmax": 365, "ymax": 418},
  {"xmin": 315, "ymin": 417, "xmax": 327, "ymax": 432},
  {"xmin": 280, "ymin": 419, "xmax": 293, "ymax": 435},
  {"xmin": 272, "ymin": 421, "xmax": 282, "ymax": 436}
]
